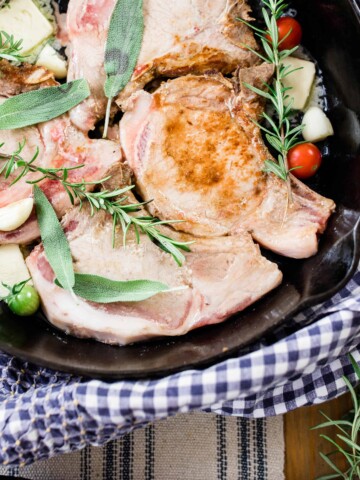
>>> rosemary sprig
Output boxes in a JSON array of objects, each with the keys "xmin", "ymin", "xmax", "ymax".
[
  {"xmin": 312, "ymin": 354, "xmax": 360, "ymax": 480},
  {"xmin": 0, "ymin": 140, "xmax": 84, "ymax": 185},
  {"xmin": 0, "ymin": 30, "xmax": 26, "ymax": 62},
  {"xmin": 0, "ymin": 142, "xmax": 191, "ymax": 266},
  {"xmin": 239, "ymin": 0, "xmax": 304, "ymax": 199},
  {"xmin": 53, "ymin": 182, "xmax": 192, "ymax": 266}
]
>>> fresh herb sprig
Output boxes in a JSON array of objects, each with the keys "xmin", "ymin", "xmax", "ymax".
[
  {"xmin": 34, "ymin": 185, "xmax": 177, "ymax": 303},
  {"xmin": 63, "ymin": 274, "xmax": 181, "ymax": 303},
  {"xmin": 312, "ymin": 354, "xmax": 360, "ymax": 480},
  {"xmin": 0, "ymin": 140, "xmax": 84, "ymax": 185},
  {"xmin": 103, "ymin": 0, "xmax": 144, "ymax": 137},
  {"xmin": 34, "ymin": 185, "xmax": 75, "ymax": 292},
  {"xmin": 0, "ymin": 30, "xmax": 26, "ymax": 62},
  {"xmin": 64, "ymin": 184, "xmax": 192, "ymax": 266},
  {"xmin": 0, "ymin": 79, "xmax": 90, "ymax": 130},
  {"xmin": 239, "ymin": 0, "xmax": 304, "ymax": 199},
  {"xmin": 0, "ymin": 142, "xmax": 191, "ymax": 266}
]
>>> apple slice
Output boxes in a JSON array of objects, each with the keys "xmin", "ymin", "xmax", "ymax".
[
  {"xmin": 0, "ymin": 245, "xmax": 31, "ymax": 297},
  {"xmin": 0, "ymin": 0, "xmax": 54, "ymax": 54},
  {"xmin": 281, "ymin": 56, "xmax": 316, "ymax": 110},
  {"xmin": 36, "ymin": 44, "xmax": 67, "ymax": 79}
]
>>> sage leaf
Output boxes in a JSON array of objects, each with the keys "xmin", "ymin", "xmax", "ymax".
[
  {"xmin": 104, "ymin": 0, "xmax": 144, "ymax": 99},
  {"xmin": 34, "ymin": 185, "xmax": 75, "ymax": 292},
  {"xmin": 0, "ymin": 80, "xmax": 90, "ymax": 130},
  {"xmin": 67, "ymin": 274, "xmax": 173, "ymax": 303},
  {"xmin": 103, "ymin": 0, "xmax": 144, "ymax": 137}
]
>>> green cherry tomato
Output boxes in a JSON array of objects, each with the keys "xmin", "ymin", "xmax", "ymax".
[{"xmin": 7, "ymin": 285, "xmax": 40, "ymax": 317}]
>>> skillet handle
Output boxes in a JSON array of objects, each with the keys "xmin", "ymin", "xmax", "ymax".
[{"xmin": 299, "ymin": 213, "xmax": 360, "ymax": 308}]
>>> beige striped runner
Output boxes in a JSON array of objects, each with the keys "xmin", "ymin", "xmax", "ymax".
[{"xmin": 0, "ymin": 412, "xmax": 284, "ymax": 480}]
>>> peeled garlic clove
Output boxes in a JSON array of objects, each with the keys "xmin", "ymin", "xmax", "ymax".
[
  {"xmin": 0, "ymin": 198, "xmax": 34, "ymax": 232},
  {"xmin": 302, "ymin": 106, "xmax": 334, "ymax": 142}
]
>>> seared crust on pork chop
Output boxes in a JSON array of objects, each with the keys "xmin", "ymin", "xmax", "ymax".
[
  {"xmin": 0, "ymin": 60, "xmax": 57, "ymax": 97},
  {"xmin": 120, "ymin": 68, "xmax": 335, "ymax": 259},
  {"xmin": 116, "ymin": 0, "xmax": 259, "ymax": 106}
]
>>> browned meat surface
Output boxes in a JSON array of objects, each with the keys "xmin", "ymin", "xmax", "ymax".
[
  {"xmin": 120, "ymin": 69, "xmax": 335, "ymax": 259},
  {"xmin": 27, "ymin": 200, "xmax": 282, "ymax": 345},
  {"xmin": 117, "ymin": 0, "xmax": 259, "ymax": 106},
  {"xmin": 66, "ymin": 0, "xmax": 258, "ymax": 129},
  {"xmin": 0, "ymin": 60, "xmax": 56, "ymax": 97}
]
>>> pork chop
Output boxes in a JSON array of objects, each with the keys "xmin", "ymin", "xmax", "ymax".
[
  {"xmin": 117, "ymin": 0, "xmax": 259, "ymax": 106},
  {"xmin": 66, "ymin": 0, "xmax": 258, "ymax": 129},
  {"xmin": 26, "ymin": 202, "xmax": 282, "ymax": 345},
  {"xmin": 120, "ymin": 69, "xmax": 335, "ymax": 259},
  {"xmin": 0, "ymin": 116, "xmax": 122, "ymax": 244}
]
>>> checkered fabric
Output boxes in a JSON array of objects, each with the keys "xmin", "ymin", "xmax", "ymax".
[{"xmin": 0, "ymin": 265, "xmax": 359, "ymax": 467}]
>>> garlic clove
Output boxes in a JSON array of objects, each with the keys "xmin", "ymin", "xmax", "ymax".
[
  {"xmin": 0, "ymin": 198, "xmax": 34, "ymax": 232},
  {"xmin": 302, "ymin": 106, "xmax": 334, "ymax": 142}
]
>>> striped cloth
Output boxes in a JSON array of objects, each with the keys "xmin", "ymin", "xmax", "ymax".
[
  {"xmin": 0, "ymin": 265, "xmax": 359, "ymax": 468},
  {"xmin": 0, "ymin": 413, "xmax": 284, "ymax": 480}
]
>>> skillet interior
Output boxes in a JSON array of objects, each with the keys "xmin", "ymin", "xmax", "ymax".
[{"xmin": 0, "ymin": 0, "xmax": 359, "ymax": 379}]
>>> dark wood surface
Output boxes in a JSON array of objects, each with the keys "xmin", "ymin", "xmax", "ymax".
[{"xmin": 285, "ymin": 392, "xmax": 353, "ymax": 479}]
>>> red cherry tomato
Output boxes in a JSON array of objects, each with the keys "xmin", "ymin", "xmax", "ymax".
[
  {"xmin": 267, "ymin": 16, "xmax": 303, "ymax": 51},
  {"xmin": 287, "ymin": 143, "xmax": 322, "ymax": 179}
]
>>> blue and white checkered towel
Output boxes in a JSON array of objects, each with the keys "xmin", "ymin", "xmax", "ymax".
[{"xmin": 0, "ymin": 264, "xmax": 359, "ymax": 467}]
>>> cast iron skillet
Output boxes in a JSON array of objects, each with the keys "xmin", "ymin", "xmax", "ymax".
[{"xmin": 0, "ymin": 0, "xmax": 359, "ymax": 379}]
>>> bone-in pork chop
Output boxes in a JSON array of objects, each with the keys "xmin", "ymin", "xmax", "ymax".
[
  {"xmin": 117, "ymin": 0, "xmax": 258, "ymax": 105},
  {"xmin": 66, "ymin": 0, "xmax": 258, "ymax": 129},
  {"xmin": 26, "ymin": 202, "xmax": 282, "ymax": 345},
  {"xmin": 120, "ymin": 69, "xmax": 335, "ymax": 259},
  {"xmin": 0, "ymin": 116, "xmax": 122, "ymax": 244}
]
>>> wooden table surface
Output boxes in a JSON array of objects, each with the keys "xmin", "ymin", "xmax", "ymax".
[{"xmin": 285, "ymin": 392, "xmax": 353, "ymax": 479}]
